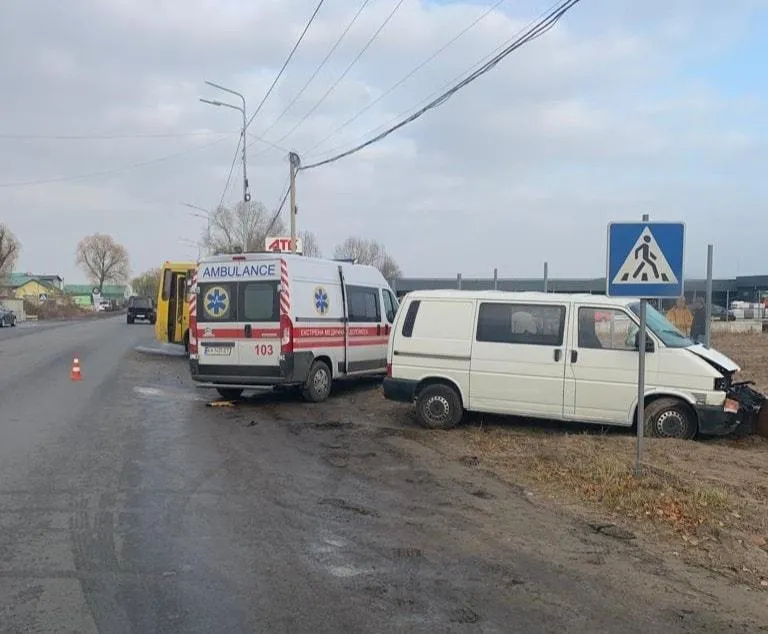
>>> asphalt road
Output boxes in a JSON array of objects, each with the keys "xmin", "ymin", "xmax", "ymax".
[{"xmin": 0, "ymin": 317, "xmax": 765, "ymax": 633}]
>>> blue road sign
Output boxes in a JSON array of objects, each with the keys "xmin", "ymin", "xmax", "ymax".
[{"xmin": 607, "ymin": 222, "xmax": 685, "ymax": 298}]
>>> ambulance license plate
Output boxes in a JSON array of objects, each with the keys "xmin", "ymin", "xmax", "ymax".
[{"xmin": 205, "ymin": 346, "xmax": 232, "ymax": 356}]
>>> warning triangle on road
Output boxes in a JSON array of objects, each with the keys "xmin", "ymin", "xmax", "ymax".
[{"xmin": 613, "ymin": 227, "xmax": 678, "ymax": 285}]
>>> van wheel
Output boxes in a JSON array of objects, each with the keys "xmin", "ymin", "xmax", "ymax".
[
  {"xmin": 644, "ymin": 398, "xmax": 697, "ymax": 439},
  {"xmin": 416, "ymin": 384, "xmax": 463, "ymax": 430},
  {"xmin": 216, "ymin": 388, "xmax": 243, "ymax": 401},
  {"xmin": 302, "ymin": 361, "xmax": 332, "ymax": 403}
]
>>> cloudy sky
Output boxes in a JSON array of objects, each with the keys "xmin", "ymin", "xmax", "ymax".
[{"xmin": 1, "ymin": 0, "xmax": 766, "ymax": 284}]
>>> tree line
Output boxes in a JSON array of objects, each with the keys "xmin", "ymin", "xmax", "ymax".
[{"xmin": 0, "ymin": 197, "xmax": 401, "ymax": 300}]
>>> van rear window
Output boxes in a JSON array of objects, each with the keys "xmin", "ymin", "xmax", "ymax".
[
  {"xmin": 401, "ymin": 301, "xmax": 420, "ymax": 337},
  {"xmin": 198, "ymin": 281, "xmax": 279, "ymax": 323},
  {"xmin": 476, "ymin": 302, "xmax": 565, "ymax": 346},
  {"xmin": 240, "ymin": 282, "xmax": 279, "ymax": 322}
]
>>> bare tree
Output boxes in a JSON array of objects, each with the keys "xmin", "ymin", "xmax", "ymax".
[
  {"xmin": 131, "ymin": 267, "xmax": 161, "ymax": 299},
  {"xmin": 75, "ymin": 233, "xmax": 130, "ymax": 291},
  {"xmin": 334, "ymin": 237, "xmax": 402, "ymax": 279},
  {"xmin": 202, "ymin": 200, "xmax": 286, "ymax": 254},
  {"xmin": 299, "ymin": 230, "xmax": 322, "ymax": 258},
  {"xmin": 0, "ymin": 223, "xmax": 20, "ymax": 278}
]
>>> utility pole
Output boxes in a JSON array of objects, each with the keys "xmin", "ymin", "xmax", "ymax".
[
  {"xmin": 200, "ymin": 81, "xmax": 250, "ymax": 203},
  {"xmin": 289, "ymin": 152, "xmax": 301, "ymax": 253}
]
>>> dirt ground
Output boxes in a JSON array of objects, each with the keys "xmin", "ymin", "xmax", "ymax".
[{"xmin": 368, "ymin": 332, "xmax": 768, "ymax": 589}]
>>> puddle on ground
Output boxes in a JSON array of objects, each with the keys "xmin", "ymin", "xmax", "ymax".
[
  {"xmin": 133, "ymin": 385, "xmax": 206, "ymax": 401},
  {"xmin": 133, "ymin": 343, "xmax": 187, "ymax": 358}
]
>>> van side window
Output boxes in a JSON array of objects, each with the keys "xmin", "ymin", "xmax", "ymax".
[
  {"xmin": 401, "ymin": 300, "xmax": 420, "ymax": 337},
  {"xmin": 578, "ymin": 308, "xmax": 635, "ymax": 351},
  {"xmin": 347, "ymin": 286, "xmax": 381, "ymax": 322},
  {"xmin": 476, "ymin": 302, "xmax": 565, "ymax": 346},
  {"xmin": 382, "ymin": 289, "xmax": 398, "ymax": 323}
]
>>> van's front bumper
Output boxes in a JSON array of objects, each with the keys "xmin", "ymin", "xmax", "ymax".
[
  {"xmin": 696, "ymin": 383, "xmax": 766, "ymax": 436},
  {"xmin": 383, "ymin": 377, "xmax": 418, "ymax": 403},
  {"xmin": 694, "ymin": 404, "xmax": 740, "ymax": 436}
]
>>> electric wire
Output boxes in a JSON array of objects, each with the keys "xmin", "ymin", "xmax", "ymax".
[
  {"xmin": 254, "ymin": 0, "xmax": 374, "ymax": 142},
  {"xmin": 248, "ymin": 0, "xmax": 406, "ymax": 157},
  {"xmin": 0, "ymin": 136, "xmax": 230, "ymax": 188},
  {"xmin": 309, "ymin": 0, "xmax": 561, "ymax": 160},
  {"xmin": 215, "ymin": 134, "xmax": 243, "ymax": 210},
  {"xmin": 245, "ymin": 0, "xmax": 328, "ymax": 130},
  {"xmin": 304, "ymin": 0, "xmax": 509, "ymax": 157},
  {"xmin": 300, "ymin": 0, "xmax": 581, "ymax": 171},
  {"xmin": 264, "ymin": 178, "xmax": 292, "ymax": 237},
  {"xmin": 0, "ymin": 131, "xmax": 232, "ymax": 140}
]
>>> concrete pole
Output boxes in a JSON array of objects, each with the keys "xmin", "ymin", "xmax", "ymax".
[
  {"xmin": 493, "ymin": 268, "xmax": 498, "ymax": 290},
  {"xmin": 543, "ymin": 262, "xmax": 549, "ymax": 292},
  {"xmin": 289, "ymin": 152, "xmax": 301, "ymax": 253},
  {"xmin": 457, "ymin": 273, "xmax": 462, "ymax": 290}
]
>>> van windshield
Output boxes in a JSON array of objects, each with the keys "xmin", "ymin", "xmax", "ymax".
[{"xmin": 628, "ymin": 302, "xmax": 693, "ymax": 349}]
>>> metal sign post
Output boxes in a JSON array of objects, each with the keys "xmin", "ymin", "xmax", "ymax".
[
  {"xmin": 635, "ymin": 298, "xmax": 647, "ymax": 476},
  {"xmin": 607, "ymin": 216, "xmax": 685, "ymax": 477}
]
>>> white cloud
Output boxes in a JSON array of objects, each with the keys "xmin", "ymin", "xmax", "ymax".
[{"xmin": 0, "ymin": 0, "xmax": 766, "ymax": 282}]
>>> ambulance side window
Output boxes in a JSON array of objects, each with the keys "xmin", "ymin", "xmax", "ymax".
[{"xmin": 347, "ymin": 286, "xmax": 381, "ymax": 323}]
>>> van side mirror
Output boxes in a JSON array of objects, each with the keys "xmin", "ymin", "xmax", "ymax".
[{"xmin": 633, "ymin": 332, "xmax": 655, "ymax": 352}]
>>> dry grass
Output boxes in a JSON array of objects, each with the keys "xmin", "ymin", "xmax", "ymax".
[
  {"xmin": 417, "ymin": 332, "xmax": 768, "ymax": 585},
  {"xmin": 464, "ymin": 430, "xmax": 735, "ymax": 534}
]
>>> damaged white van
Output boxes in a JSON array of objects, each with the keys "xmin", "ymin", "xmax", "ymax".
[{"xmin": 383, "ymin": 291, "xmax": 765, "ymax": 438}]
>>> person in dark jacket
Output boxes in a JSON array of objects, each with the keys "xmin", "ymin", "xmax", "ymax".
[{"xmin": 690, "ymin": 297, "xmax": 706, "ymax": 344}]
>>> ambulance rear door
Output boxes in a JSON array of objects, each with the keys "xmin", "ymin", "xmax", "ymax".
[
  {"xmin": 235, "ymin": 259, "xmax": 282, "ymax": 376},
  {"xmin": 196, "ymin": 266, "xmax": 240, "ymax": 368}
]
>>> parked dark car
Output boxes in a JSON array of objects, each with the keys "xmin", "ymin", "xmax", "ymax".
[
  {"xmin": 0, "ymin": 307, "xmax": 17, "ymax": 327},
  {"xmin": 127, "ymin": 296, "xmax": 156, "ymax": 324},
  {"xmin": 711, "ymin": 305, "xmax": 736, "ymax": 322}
]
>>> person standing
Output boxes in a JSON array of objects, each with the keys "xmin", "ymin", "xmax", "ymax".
[
  {"xmin": 690, "ymin": 297, "xmax": 706, "ymax": 344},
  {"xmin": 666, "ymin": 297, "xmax": 693, "ymax": 336}
]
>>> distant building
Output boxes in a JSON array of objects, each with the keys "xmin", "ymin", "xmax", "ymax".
[
  {"xmin": 1, "ymin": 272, "xmax": 64, "ymax": 303},
  {"xmin": 64, "ymin": 283, "xmax": 130, "ymax": 308}
]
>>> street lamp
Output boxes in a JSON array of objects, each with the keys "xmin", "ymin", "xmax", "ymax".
[{"xmin": 200, "ymin": 81, "xmax": 250, "ymax": 204}]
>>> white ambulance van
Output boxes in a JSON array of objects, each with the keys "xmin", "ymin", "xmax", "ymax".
[
  {"xmin": 189, "ymin": 252, "xmax": 399, "ymax": 401},
  {"xmin": 383, "ymin": 290, "xmax": 765, "ymax": 439}
]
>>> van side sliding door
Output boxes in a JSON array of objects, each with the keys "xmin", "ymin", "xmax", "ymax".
[{"xmin": 469, "ymin": 301, "xmax": 568, "ymax": 419}]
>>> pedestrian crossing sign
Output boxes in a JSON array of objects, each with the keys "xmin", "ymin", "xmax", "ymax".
[{"xmin": 607, "ymin": 222, "xmax": 685, "ymax": 298}]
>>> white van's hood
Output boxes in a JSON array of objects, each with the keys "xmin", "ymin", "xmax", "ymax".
[{"xmin": 688, "ymin": 344, "xmax": 740, "ymax": 374}]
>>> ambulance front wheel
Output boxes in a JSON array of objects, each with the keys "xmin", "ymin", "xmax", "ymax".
[{"xmin": 302, "ymin": 360, "xmax": 332, "ymax": 403}]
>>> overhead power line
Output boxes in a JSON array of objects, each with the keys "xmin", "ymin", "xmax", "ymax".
[
  {"xmin": 245, "ymin": 0, "xmax": 328, "ymax": 131},
  {"xmin": 254, "ymin": 0, "xmax": 374, "ymax": 142},
  {"xmin": 300, "ymin": 0, "xmax": 581, "ymax": 171},
  {"xmin": 311, "ymin": 0, "xmax": 561, "ymax": 160},
  {"xmin": 264, "ymin": 177, "xmax": 292, "ymax": 236},
  {"xmin": 304, "ymin": 0, "xmax": 509, "ymax": 157},
  {"xmin": 216, "ymin": 134, "xmax": 243, "ymax": 210},
  {"xmin": 0, "ymin": 130, "xmax": 233, "ymax": 140},
  {"xmin": 249, "ymin": 0, "xmax": 405, "ymax": 158},
  {"xmin": 0, "ymin": 136, "xmax": 229, "ymax": 188}
]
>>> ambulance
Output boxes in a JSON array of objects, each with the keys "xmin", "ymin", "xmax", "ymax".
[{"xmin": 189, "ymin": 252, "xmax": 399, "ymax": 401}]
